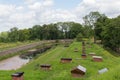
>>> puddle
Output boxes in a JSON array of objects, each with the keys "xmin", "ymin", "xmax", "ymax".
[{"xmin": 0, "ymin": 56, "xmax": 29, "ymax": 70}]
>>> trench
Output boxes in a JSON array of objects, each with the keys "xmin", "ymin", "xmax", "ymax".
[{"xmin": 0, "ymin": 42, "xmax": 55, "ymax": 70}]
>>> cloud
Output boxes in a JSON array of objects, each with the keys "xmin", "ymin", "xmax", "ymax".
[
  {"xmin": 39, "ymin": 9, "xmax": 77, "ymax": 24},
  {"xmin": 0, "ymin": 0, "xmax": 120, "ymax": 32},
  {"xmin": 9, "ymin": 12, "xmax": 36, "ymax": 23},
  {"xmin": 28, "ymin": 0, "xmax": 53, "ymax": 12},
  {"xmin": 24, "ymin": 0, "xmax": 38, "ymax": 4},
  {"xmin": 0, "ymin": 4, "xmax": 15, "ymax": 17},
  {"xmin": 75, "ymin": 0, "xmax": 120, "ymax": 18},
  {"xmin": 0, "ymin": 0, "xmax": 54, "ymax": 32},
  {"xmin": 43, "ymin": 0, "xmax": 54, "ymax": 7}
]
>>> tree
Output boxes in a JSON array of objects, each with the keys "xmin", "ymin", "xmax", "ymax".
[
  {"xmin": 8, "ymin": 27, "xmax": 19, "ymax": 42},
  {"xmin": 83, "ymin": 11, "xmax": 105, "ymax": 43},
  {"xmin": 94, "ymin": 15, "xmax": 108, "ymax": 41},
  {"xmin": 76, "ymin": 33, "xmax": 83, "ymax": 42},
  {"xmin": 56, "ymin": 22, "xmax": 83, "ymax": 39},
  {"xmin": 18, "ymin": 29, "xmax": 30, "ymax": 41},
  {"xmin": 82, "ymin": 25, "xmax": 93, "ymax": 38},
  {"xmin": 44, "ymin": 24, "xmax": 59, "ymax": 40},
  {"xmin": 0, "ymin": 32, "xmax": 9, "ymax": 42},
  {"xmin": 69, "ymin": 22, "xmax": 83, "ymax": 39},
  {"xmin": 57, "ymin": 22, "xmax": 70, "ymax": 39},
  {"xmin": 102, "ymin": 16, "xmax": 120, "ymax": 53}
]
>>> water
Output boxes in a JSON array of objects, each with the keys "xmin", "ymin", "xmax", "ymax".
[{"xmin": 0, "ymin": 56, "xmax": 29, "ymax": 70}]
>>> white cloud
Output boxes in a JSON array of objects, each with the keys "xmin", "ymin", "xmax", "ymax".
[
  {"xmin": 24, "ymin": 0, "xmax": 37, "ymax": 4},
  {"xmin": 39, "ymin": 9, "xmax": 77, "ymax": 24},
  {"xmin": 16, "ymin": 6, "xmax": 24, "ymax": 11},
  {"xmin": 28, "ymin": 2, "xmax": 42, "ymax": 10},
  {"xmin": 28, "ymin": 0, "xmax": 53, "ymax": 11},
  {"xmin": 0, "ymin": 4, "xmax": 15, "ymax": 17},
  {"xmin": 0, "ymin": 0, "xmax": 120, "ymax": 32},
  {"xmin": 43, "ymin": 0, "xmax": 53, "ymax": 7},
  {"xmin": 9, "ymin": 12, "xmax": 36, "ymax": 23},
  {"xmin": 75, "ymin": 0, "xmax": 120, "ymax": 18}
]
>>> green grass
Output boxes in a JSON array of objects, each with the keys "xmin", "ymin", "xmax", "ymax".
[
  {"xmin": 0, "ymin": 40, "xmax": 38, "ymax": 51},
  {"xmin": 0, "ymin": 42, "xmax": 120, "ymax": 80},
  {"xmin": 0, "ymin": 40, "xmax": 40, "ymax": 61},
  {"xmin": 89, "ymin": 65, "xmax": 120, "ymax": 80}
]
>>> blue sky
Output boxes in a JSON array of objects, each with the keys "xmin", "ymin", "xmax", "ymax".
[
  {"xmin": 0, "ymin": 0, "xmax": 81, "ymax": 9},
  {"xmin": 0, "ymin": 0, "xmax": 119, "ymax": 32},
  {"xmin": 0, "ymin": 0, "xmax": 24, "ymax": 5},
  {"xmin": 54, "ymin": 0, "xmax": 82, "ymax": 10}
]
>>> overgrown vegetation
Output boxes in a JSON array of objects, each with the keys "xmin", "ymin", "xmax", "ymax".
[
  {"xmin": 83, "ymin": 12, "xmax": 120, "ymax": 53},
  {"xmin": 0, "ymin": 41, "xmax": 37, "ymax": 51}
]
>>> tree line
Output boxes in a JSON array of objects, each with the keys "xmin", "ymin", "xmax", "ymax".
[
  {"xmin": 95, "ymin": 15, "xmax": 120, "ymax": 53},
  {"xmin": 0, "ymin": 11, "xmax": 119, "ymax": 53},
  {"xmin": 0, "ymin": 22, "xmax": 84, "ymax": 42}
]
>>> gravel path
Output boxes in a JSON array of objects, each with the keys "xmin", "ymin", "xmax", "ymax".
[{"xmin": 0, "ymin": 41, "xmax": 45, "ymax": 56}]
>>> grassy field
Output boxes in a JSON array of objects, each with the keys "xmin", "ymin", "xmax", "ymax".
[
  {"xmin": 0, "ymin": 42, "xmax": 120, "ymax": 80},
  {"xmin": 0, "ymin": 41, "xmax": 38, "ymax": 51}
]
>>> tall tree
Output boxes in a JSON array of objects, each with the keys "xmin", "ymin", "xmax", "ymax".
[
  {"xmin": 0, "ymin": 32, "xmax": 9, "ymax": 42},
  {"xmin": 8, "ymin": 27, "xmax": 19, "ymax": 42},
  {"xmin": 69, "ymin": 22, "xmax": 83, "ymax": 39},
  {"xmin": 18, "ymin": 29, "xmax": 30, "ymax": 41},
  {"xmin": 29, "ymin": 25, "xmax": 42, "ymax": 40},
  {"xmin": 94, "ymin": 15, "xmax": 108, "ymax": 41},
  {"xmin": 83, "ymin": 11, "xmax": 105, "ymax": 43},
  {"xmin": 102, "ymin": 16, "xmax": 120, "ymax": 53}
]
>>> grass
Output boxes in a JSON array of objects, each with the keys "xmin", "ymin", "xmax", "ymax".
[
  {"xmin": 0, "ymin": 40, "xmax": 39, "ymax": 51},
  {"xmin": 90, "ymin": 65, "xmax": 120, "ymax": 80},
  {"xmin": 0, "ymin": 42, "xmax": 120, "ymax": 80},
  {"xmin": 0, "ymin": 40, "xmax": 41, "ymax": 61}
]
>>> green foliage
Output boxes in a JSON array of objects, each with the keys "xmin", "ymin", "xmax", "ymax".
[
  {"xmin": 82, "ymin": 26, "xmax": 94, "ymax": 38},
  {"xmin": 69, "ymin": 22, "xmax": 83, "ymax": 39},
  {"xmin": 83, "ymin": 11, "xmax": 106, "ymax": 42},
  {"xmin": 95, "ymin": 16, "xmax": 120, "ymax": 53},
  {"xmin": 57, "ymin": 22, "xmax": 83, "ymax": 39},
  {"xmin": 94, "ymin": 16, "xmax": 108, "ymax": 40},
  {"xmin": 0, "ymin": 32, "xmax": 9, "ymax": 42},
  {"xmin": 8, "ymin": 27, "xmax": 19, "ymax": 42},
  {"xmin": 83, "ymin": 11, "xmax": 104, "ymax": 29},
  {"xmin": 76, "ymin": 33, "xmax": 83, "ymax": 41},
  {"xmin": 18, "ymin": 29, "xmax": 30, "ymax": 41},
  {"xmin": 0, "ymin": 22, "xmax": 84, "ymax": 42}
]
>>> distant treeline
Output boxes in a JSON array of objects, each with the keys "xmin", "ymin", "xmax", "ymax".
[
  {"xmin": 0, "ymin": 11, "xmax": 120, "ymax": 53},
  {"xmin": 0, "ymin": 22, "xmax": 85, "ymax": 42}
]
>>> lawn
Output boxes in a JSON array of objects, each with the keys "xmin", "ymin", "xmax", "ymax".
[{"xmin": 0, "ymin": 42, "xmax": 120, "ymax": 80}]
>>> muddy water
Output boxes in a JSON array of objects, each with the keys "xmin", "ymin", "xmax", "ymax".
[{"xmin": 0, "ymin": 56, "xmax": 29, "ymax": 70}]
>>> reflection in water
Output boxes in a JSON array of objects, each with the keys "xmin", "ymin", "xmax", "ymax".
[{"xmin": 0, "ymin": 56, "xmax": 29, "ymax": 70}]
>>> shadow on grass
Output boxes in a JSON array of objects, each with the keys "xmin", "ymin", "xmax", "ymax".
[
  {"xmin": 98, "ymin": 43, "xmax": 120, "ymax": 57},
  {"xmin": 104, "ymin": 48, "xmax": 120, "ymax": 57}
]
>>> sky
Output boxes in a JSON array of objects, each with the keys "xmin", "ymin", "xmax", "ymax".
[{"xmin": 0, "ymin": 0, "xmax": 120, "ymax": 32}]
